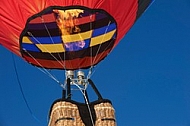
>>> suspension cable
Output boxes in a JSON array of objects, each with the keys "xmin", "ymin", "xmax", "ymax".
[
  {"xmin": 11, "ymin": 53, "xmax": 46, "ymax": 125},
  {"xmin": 92, "ymin": 21, "xmax": 111, "ymax": 64},
  {"xmin": 41, "ymin": 17, "xmax": 65, "ymax": 68},
  {"xmin": 27, "ymin": 32, "xmax": 65, "ymax": 68},
  {"xmin": 23, "ymin": 50, "xmax": 64, "ymax": 88},
  {"xmin": 72, "ymin": 83, "xmax": 95, "ymax": 126}
]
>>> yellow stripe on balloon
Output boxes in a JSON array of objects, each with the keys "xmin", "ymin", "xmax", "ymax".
[
  {"xmin": 36, "ymin": 44, "xmax": 65, "ymax": 53},
  {"xmin": 90, "ymin": 29, "xmax": 116, "ymax": 47},
  {"xmin": 22, "ymin": 36, "xmax": 33, "ymax": 44},
  {"xmin": 61, "ymin": 30, "xmax": 92, "ymax": 43}
]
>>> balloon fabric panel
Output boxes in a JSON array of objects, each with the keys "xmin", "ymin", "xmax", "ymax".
[{"xmin": 0, "ymin": 0, "xmax": 152, "ymax": 70}]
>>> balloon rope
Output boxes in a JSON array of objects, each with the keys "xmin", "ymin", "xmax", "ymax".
[
  {"xmin": 27, "ymin": 32, "xmax": 65, "ymax": 68},
  {"xmin": 73, "ymin": 83, "xmax": 95, "ymax": 126},
  {"xmin": 92, "ymin": 38, "xmax": 115, "ymax": 65},
  {"xmin": 61, "ymin": 29, "xmax": 74, "ymax": 71},
  {"xmin": 41, "ymin": 17, "xmax": 65, "ymax": 68},
  {"xmin": 23, "ymin": 50, "xmax": 64, "ymax": 88},
  {"xmin": 36, "ymin": 67, "xmax": 65, "ymax": 88},
  {"xmin": 11, "ymin": 53, "xmax": 46, "ymax": 125},
  {"xmin": 92, "ymin": 21, "xmax": 111, "ymax": 64},
  {"xmin": 90, "ymin": 14, "xmax": 93, "ymax": 68}
]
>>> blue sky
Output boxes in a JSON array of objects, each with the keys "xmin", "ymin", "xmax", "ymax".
[{"xmin": 1, "ymin": 0, "xmax": 190, "ymax": 126}]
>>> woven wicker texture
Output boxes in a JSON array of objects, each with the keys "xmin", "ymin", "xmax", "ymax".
[
  {"xmin": 48, "ymin": 101, "xmax": 116, "ymax": 126},
  {"xmin": 94, "ymin": 102, "xmax": 116, "ymax": 126},
  {"xmin": 48, "ymin": 101, "xmax": 85, "ymax": 126}
]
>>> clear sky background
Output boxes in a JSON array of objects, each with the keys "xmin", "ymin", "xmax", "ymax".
[{"xmin": 1, "ymin": 0, "xmax": 190, "ymax": 126}]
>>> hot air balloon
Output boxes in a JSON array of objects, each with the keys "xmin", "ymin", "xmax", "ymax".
[{"xmin": 0, "ymin": 0, "xmax": 154, "ymax": 125}]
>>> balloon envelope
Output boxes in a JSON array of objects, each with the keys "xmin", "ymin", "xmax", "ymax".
[{"xmin": 0, "ymin": 0, "xmax": 153, "ymax": 70}]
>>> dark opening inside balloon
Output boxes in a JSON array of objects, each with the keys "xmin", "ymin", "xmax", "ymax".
[{"xmin": 20, "ymin": 6, "xmax": 117, "ymax": 70}]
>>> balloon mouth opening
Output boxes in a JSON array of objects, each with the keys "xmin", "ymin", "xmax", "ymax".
[{"xmin": 19, "ymin": 5, "xmax": 117, "ymax": 70}]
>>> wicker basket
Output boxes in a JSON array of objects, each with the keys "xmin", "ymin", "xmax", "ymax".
[
  {"xmin": 48, "ymin": 79, "xmax": 116, "ymax": 126},
  {"xmin": 48, "ymin": 99, "xmax": 116, "ymax": 126},
  {"xmin": 94, "ymin": 102, "xmax": 116, "ymax": 126},
  {"xmin": 48, "ymin": 101, "xmax": 84, "ymax": 126}
]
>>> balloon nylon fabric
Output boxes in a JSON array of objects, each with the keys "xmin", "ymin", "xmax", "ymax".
[
  {"xmin": 0, "ymin": 0, "xmax": 152, "ymax": 70},
  {"xmin": 20, "ymin": 6, "xmax": 117, "ymax": 69}
]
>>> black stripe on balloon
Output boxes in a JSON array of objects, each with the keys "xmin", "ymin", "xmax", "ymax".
[
  {"xmin": 22, "ymin": 38, "xmax": 115, "ymax": 61},
  {"xmin": 136, "ymin": 0, "xmax": 152, "ymax": 19},
  {"xmin": 23, "ymin": 17, "xmax": 115, "ymax": 37}
]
